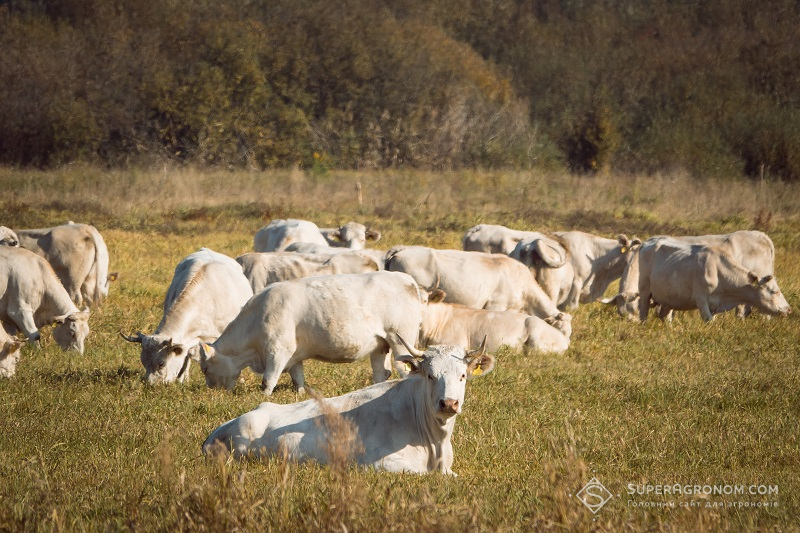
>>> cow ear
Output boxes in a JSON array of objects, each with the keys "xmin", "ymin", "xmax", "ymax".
[
  {"xmin": 428, "ymin": 289, "xmax": 446, "ymax": 303},
  {"xmin": 366, "ymin": 229, "xmax": 381, "ymax": 242},
  {"xmin": 466, "ymin": 337, "xmax": 494, "ymax": 378},
  {"xmin": 396, "ymin": 355, "xmax": 422, "ymax": 375},
  {"xmin": 52, "ymin": 314, "xmax": 68, "ymax": 325},
  {"xmin": 170, "ymin": 343, "xmax": 184, "ymax": 356},
  {"xmin": 748, "ymin": 272, "xmax": 759, "ymax": 286},
  {"xmin": 198, "ymin": 342, "xmax": 214, "ymax": 363},
  {"xmin": 4, "ymin": 338, "xmax": 24, "ymax": 354},
  {"xmin": 327, "ymin": 229, "xmax": 342, "ymax": 241},
  {"xmin": 759, "ymin": 274, "xmax": 774, "ymax": 286},
  {"xmin": 466, "ymin": 351, "xmax": 495, "ymax": 379}
]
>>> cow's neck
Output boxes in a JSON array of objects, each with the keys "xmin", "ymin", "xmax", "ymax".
[
  {"xmin": 37, "ymin": 276, "xmax": 78, "ymax": 327},
  {"xmin": 409, "ymin": 380, "xmax": 456, "ymax": 472},
  {"xmin": 522, "ymin": 285, "xmax": 560, "ymax": 320},
  {"xmin": 586, "ymin": 239, "xmax": 625, "ymax": 290}
]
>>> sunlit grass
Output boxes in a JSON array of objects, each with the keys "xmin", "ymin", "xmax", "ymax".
[{"xmin": 0, "ymin": 167, "xmax": 798, "ymax": 531}]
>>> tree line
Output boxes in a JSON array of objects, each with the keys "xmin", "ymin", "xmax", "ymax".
[{"xmin": 1, "ymin": 0, "xmax": 798, "ymax": 179}]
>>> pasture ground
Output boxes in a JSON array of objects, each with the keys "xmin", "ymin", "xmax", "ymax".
[{"xmin": 1, "ymin": 167, "xmax": 799, "ymax": 531}]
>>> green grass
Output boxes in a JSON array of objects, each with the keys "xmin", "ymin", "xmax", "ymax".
[{"xmin": 0, "ymin": 168, "xmax": 799, "ymax": 531}]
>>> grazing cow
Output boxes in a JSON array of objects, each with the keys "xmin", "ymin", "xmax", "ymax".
[
  {"xmin": 385, "ymin": 246, "xmax": 566, "ymax": 322},
  {"xmin": 202, "ymin": 339, "xmax": 495, "ymax": 475},
  {"xmin": 605, "ymin": 231, "xmax": 776, "ymax": 319},
  {"xmin": 421, "ymin": 290, "xmax": 570, "ymax": 353},
  {"xmin": 9, "ymin": 223, "xmax": 116, "ymax": 308},
  {"xmin": 0, "ymin": 329, "xmax": 25, "ymax": 378},
  {"xmin": 283, "ymin": 242, "xmax": 386, "ymax": 269},
  {"xmin": 637, "ymin": 238, "xmax": 790, "ymax": 322},
  {"xmin": 236, "ymin": 251, "xmax": 380, "ymax": 293},
  {"xmin": 199, "ymin": 271, "xmax": 424, "ymax": 395},
  {"xmin": 0, "ymin": 227, "xmax": 19, "ymax": 246},
  {"xmin": 254, "ymin": 219, "xmax": 381, "ymax": 252},
  {"xmin": 0, "ymin": 246, "xmax": 90, "ymax": 353},
  {"xmin": 527, "ymin": 232, "xmax": 641, "ymax": 310},
  {"xmin": 463, "ymin": 224, "xmax": 566, "ymax": 267},
  {"xmin": 121, "ymin": 248, "xmax": 253, "ymax": 384}
]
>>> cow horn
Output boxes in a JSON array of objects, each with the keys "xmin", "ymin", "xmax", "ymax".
[
  {"xmin": 120, "ymin": 331, "xmax": 144, "ymax": 343},
  {"xmin": 396, "ymin": 334, "xmax": 425, "ymax": 359},
  {"xmin": 469, "ymin": 335, "xmax": 488, "ymax": 357}
]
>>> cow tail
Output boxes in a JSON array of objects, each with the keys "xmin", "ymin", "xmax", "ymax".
[
  {"xmin": 384, "ymin": 246, "xmax": 405, "ymax": 271},
  {"xmin": 88, "ymin": 226, "xmax": 111, "ymax": 306}
]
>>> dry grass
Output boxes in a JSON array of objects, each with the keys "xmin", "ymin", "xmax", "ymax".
[{"xmin": 0, "ymin": 166, "xmax": 799, "ymax": 531}]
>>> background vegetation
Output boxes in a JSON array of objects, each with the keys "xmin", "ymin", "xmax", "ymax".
[
  {"xmin": 1, "ymin": 0, "xmax": 799, "ymax": 179},
  {"xmin": 0, "ymin": 168, "xmax": 799, "ymax": 531}
]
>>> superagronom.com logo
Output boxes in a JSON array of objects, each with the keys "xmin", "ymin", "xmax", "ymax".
[{"xmin": 575, "ymin": 477, "xmax": 614, "ymax": 514}]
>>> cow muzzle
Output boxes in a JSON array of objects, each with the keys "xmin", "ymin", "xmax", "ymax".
[{"xmin": 438, "ymin": 398, "xmax": 460, "ymax": 415}]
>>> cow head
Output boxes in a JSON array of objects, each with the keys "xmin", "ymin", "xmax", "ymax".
[
  {"xmin": 0, "ymin": 226, "xmax": 19, "ymax": 247},
  {"xmin": 544, "ymin": 312, "xmax": 573, "ymax": 338},
  {"xmin": 198, "ymin": 343, "xmax": 240, "ymax": 390},
  {"xmin": 52, "ymin": 311, "xmax": 90, "ymax": 354},
  {"xmin": 617, "ymin": 234, "xmax": 642, "ymax": 256},
  {"xmin": 748, "ymin": 273, "xmax": 791, "ymax": 316},
  {"xmin": 325, "ymin": 222, "xmax": 381, "ymax": 250},
  {"xmin": 120, "ymin": 331, "xmax": 192, "ymax": 384},
  {"xmin": 0, "ymin": 337, "xmax": 25, "ymax": 378},
  {"xmin": 396, "ymin": 336, "xmax": 494, "ymax": 423},
  {"xmin": 601, "ymin": 292, "xmax": 641, "ymax": 320}
]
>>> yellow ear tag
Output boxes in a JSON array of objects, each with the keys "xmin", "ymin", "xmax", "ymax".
[
  {"xmin": 620, "ymin": 246, "xmax": 628, "ymax": 254},
  {"xmin": 472, "ymin": 365, "xmax": 483, "ymax": 376}
]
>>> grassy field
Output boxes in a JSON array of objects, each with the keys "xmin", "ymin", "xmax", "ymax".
[{"xmin": 1, "ymin": 166, "xmax": 799, "ymax": 531}]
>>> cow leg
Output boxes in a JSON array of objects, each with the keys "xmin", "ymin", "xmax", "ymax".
[
  {"xmin": 370, "ymin": 350, "xmax": 392, "ymax": 383},
  {"xmin": 7, "ymin": 306, "xmax": 40, "ymax": 344},
  {"xmin": 260, "ymin": 351, "xmax": 293, "ymax": 396},
  {"xmin": 287, "ymin": 363, "xmax": 306, "ymax": 394},
  {"xmin": 656, "ymin": 305, "xmax": 674, "ymax": 322},
  {"xmin": 697, "ymin": 300, "xmax": 715, "ymax": 321},
  {"xmin": 735, "ymin": 304, "xmax": 751, "ymax": 318},
  {"xmin": 638, "ymin": 291, "xmax": 652, "ymax": 323}
]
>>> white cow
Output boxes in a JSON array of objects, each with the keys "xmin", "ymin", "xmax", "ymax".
[
  {"xmin": 421, "ymin": 290, "xmax": 570, "ymax": 353},
  {"xmin": 0, "ymin": 226, "xmax": 19, "ymax": 247},
  {"xmin": 254, "ymin": 219, "xmax": 381, "ymax": 252},
  {"xmin": 121, "ymin": 248, "xmax": 253, "ymax": 384},
  {"xmin": 202, "ymin": 339, "xmax": 495, "ymax": 475},
  {"xmin": 526, "ymin": 232, "xmax": 641, "ymax": 310},
  {"xmin": 199, "ymin": 271, "xmax": 424, "ymax": 395},
  {"xmin": 9, "ymin": 223, "xmax": 116, "ymax": 308},
  {"xmin": 283, "ymin": 242, "xmax": 386, "ymax": 270},
  {"xmin": 0, "ymin": 246, "xmax": 90, "ymax": 353},
  {"xmin": 385, "ymin": 246, "xmax": 566, "ymax": 323},
  {"xmin": 236, "ymin": 251, "xmax": 380, "ymax": 293},
  {"xmin": 637, "ymin": 238, "xmax": 790, "ymax": 322},
  {"xmin": 606, "ymin": 231, "xmax": 776, "ymax": 319},
  {"xmin": 463, "ymin": 224, "xmax": 567, "ymax": 267},
  {"xmin": 0, "ymin": 328, "xmax": 25, "ymax": 378}
]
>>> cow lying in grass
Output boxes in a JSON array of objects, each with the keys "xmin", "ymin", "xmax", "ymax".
[
  {"xmin": 203, "ymin": 339, "xmax": 494, "ymax": 475},
  {"xmin": 420, "ymin": 289, "xmax": 570, "ymax": 354}
]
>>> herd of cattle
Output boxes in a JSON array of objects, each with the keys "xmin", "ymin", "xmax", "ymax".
[{"xmin": 0, "ymin": 219, "xmax": 791, "ymax": 474}]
